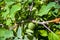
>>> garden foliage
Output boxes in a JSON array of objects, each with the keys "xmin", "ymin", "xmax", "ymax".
[{"xmin": 0, "ymin": 0, "xmax": 60, "ymax": 40}]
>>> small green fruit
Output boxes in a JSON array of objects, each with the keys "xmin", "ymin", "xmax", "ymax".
[{"xmin": 28, "ymin": 22, "xmax": 35, "ymax": 30}]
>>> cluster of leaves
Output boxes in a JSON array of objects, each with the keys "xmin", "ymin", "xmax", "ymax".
[{"xmin": 0, "ymin": 0, "xmax": 60, "ymax": 40}]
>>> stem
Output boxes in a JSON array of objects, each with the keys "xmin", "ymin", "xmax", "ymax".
[
  {"xmin": 32, "ymin": 20, "xmax": 53, "ymax": 32},
  {"xmin": 42, "ymin": 24, "xmax": 53, "ymax": 32},
  {"xmin": 29, "ymin": 1, "xmax": 33, "ymax": 12}
]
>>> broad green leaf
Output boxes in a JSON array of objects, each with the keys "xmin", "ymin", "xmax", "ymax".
[
  {"xmin": 17, "ymin": 26, "xmax": 22, "ymax": 38},
  {"xmin": 4, "ymin": 0, "xmax": 15, "ymax": 6},
  {"xmin": 10, "ymin": 3, "xmax": 21, "ymax": 20},
  {"xmin": 0, "ymin": 28, "xmax": 14, "ymax": 38},
  {"xmin": 38, "ymin": 5, "xmax": 46, "ymax": 16},
  {"xmin": 38, "ymin": 2, "xmax": 56, "ymax": 16},
  {"xmin": 39, "ymin": 30, "xmax": 48, "ymax": 37},
  {"xmin": 48, "ymin": 32, "xmax": 59, "ymax": 40}
]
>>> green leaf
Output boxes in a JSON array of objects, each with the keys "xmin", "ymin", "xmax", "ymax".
[
  {"xmin": 54, "ymin": 4, "xmax": 60, "ymax": 8},
  {"xmin": 38, "ymin": 2, "xmax": 56, "ymax": 16},
  {"xmin": 53, "ymin": 9, "xmax": 58, "ymax": 13},
  {"xmin": 28, "ymin": 0, "xmax": 32, "ymax": 3},
  {"xmin": 4, "ymin": 30, "xmax": 14, "ymax": 38},
  {"xmin": 33, "ymin": 37, "xmax": 38, "ymax": 40},
  {"xmin": 4, "ymin": 0, "xmax": 15, "ymax": 6},
  {"xmin": 48, "ymin": 32, "xmax": 59, "ymax": 40},
  {"xmin": 26, "ymin": 29, "xmax": 33, "ymax": 36},
  {"xmin": 24, "ymin": 35, "xmax": 29, "ymax": 40},
  {"xmin": 0, "ymin": 37, "xmax": 6, "ymax": 40},
  {"xmin": 26, "ymin": 29, "xmax": 33, "ymax": 33},
  {"xmin": 39, "ymin": 30, "xmax": 48, "ymax": 37},
  {"xmin": 0, "ymin": 28, "xmax": 14, "ymax": 38},
  {"xmin": 17, "ymin": 26, "xmax": 22, "ymax": 38},
  {"xmin": 15, "ymin": 0, "xmax": 22, "ymax": 2},
  {"xmin": 2, "ymin": 6, "xmax": 9, "ymax": 19},
  {"xmin": 5, "ymin": 19, "xmax": 12, "ymax": 26},
  {"xmin": 0, "ymin": 1, "xmax": 4, "ymax": 6},
  {"xmin": 53, "ymin": 25, "xmax": 60, "ymax": 29},
  {"xmin": 10, "ymin": 3, "xmax": 21, "ymax": 20}
]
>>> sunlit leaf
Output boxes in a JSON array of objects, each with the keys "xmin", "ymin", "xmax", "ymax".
[
  {"xmin": 38, "ymin": 2, "xmax": 56, "ymax": 16},
  {"xmin": 39, "ymin": 30, "xmax": 48, "ymax": 37},
  {"xmin": 5, "ymin": 19, "xmax": 12, "ymax": 26},
  {"xmin": 48, "ymin": 32, "xmax": 59, "ymax": 40},
  {"xmin": 10, "ymin": 3, "xmax": 21, "ymax": 20}
]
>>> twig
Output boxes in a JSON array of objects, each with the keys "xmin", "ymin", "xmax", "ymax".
[
  {"xmin": 32, "ymin": 20, "xmax": 53, "ymax": 32},
  {"xmin": 9, "ymin": 23, "xmax": 18, "ymax": 30},
  {"xmin": 42, "ymin": 24, "xmax": 53, "ymax": 32},
  {"xmin": 29, "ymin": 1, "xmax": 33, "ymax": 12},
  {"xmin": 32, "ymin": 20, "xmax": 49, "ymax": 24}
]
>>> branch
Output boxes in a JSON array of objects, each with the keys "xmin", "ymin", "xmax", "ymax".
[
  {"xmin": 32, "ymin": 20, "xmax": 53, "ymax": 32},
  {"xmin": 32, "ymin": 20, "xmax": 49, "ymax": 24},
  {"xmin": 42, "ymin": 24, "xmax": 53, "ymax": 32},
  {"xmin": 32, "ymin": 18, "xmax": 60, "ymax": 24}
]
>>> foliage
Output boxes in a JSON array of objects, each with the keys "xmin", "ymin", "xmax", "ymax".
[{"xmin": 0, "ymin": 0, "xmax": 60, "ymax": 40}]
